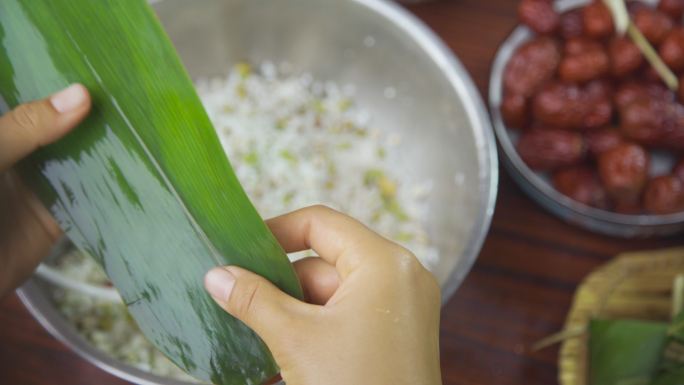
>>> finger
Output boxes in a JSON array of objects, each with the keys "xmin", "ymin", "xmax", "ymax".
[
  {"xmin": 266, "ymin": 205, "xmax": 399, "ymax": 277},
  {"xmin": 204, "ymin": 266, "xmax": 313, "ymax": 345},
  {"xmin": 0, "ymin": 84, "xmax": 91, "ymax": 172},
  {"xmin": 293, "ymin": 257, "xmax": 340, "ymax": 305},
  {"xmin": 0, "ymin": 173, "xmax": 62, "ymax": 297}
]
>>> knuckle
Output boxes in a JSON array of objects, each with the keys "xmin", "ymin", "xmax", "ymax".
[
  {"xmin": 392, "ymin": 248, "xmax": 440, "ymax": 294},
  {"xmin": 229, "ymin": 277, "xmax": 262, "ymax": 321},
  {"xmin": 307, "ymin": 204, "xmax": 335, "ymax": 217},
  {"xmin": 425, "ymin": 273, "xmax": 441, "ymax": 301},
  {"xmin": 376, "ymin": 247, "xmax": 442, "ymax": 304},
  {"xmin": 8, "ymin": 103, "xmax": 46, "ymax": 150},
  {"xmin": 11, "ymin": 103, "xmax": 41, "ymax": 132},
  {"xmin": 392, "ymin": 248, "xmax": 424, "ymax": 275}
]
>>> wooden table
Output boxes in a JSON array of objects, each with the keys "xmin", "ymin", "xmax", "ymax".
[{"xmin": 1, "ymin": 1, "xmax": 682, "ymax": 384}]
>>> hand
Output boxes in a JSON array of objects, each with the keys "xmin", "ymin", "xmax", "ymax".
[
  {"xmin": 205, "ymin": 205, "xmax": 443, "ymax": 385},
  {"xmin": 0, "ymin": 84, "xmax": 91, "ymax": 298}
]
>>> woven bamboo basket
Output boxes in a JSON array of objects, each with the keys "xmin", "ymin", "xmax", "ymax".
[{"xmin": 559, "ymin": 247, "xmax": 684, "ymax": 385}]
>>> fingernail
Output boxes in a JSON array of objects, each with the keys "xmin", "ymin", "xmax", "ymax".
[
  {"xmin": 50, "ymin": 84, "xmax": 87, "ymax": 113},
  {"xmin": 204, "ymin": 268, "xmax": 236, "ymax": 302}
]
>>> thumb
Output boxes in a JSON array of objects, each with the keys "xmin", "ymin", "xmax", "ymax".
[
  {"xmin": 204, "ymin": 266, "xmax": 307, "ymax": 344},
  {"xmin": 0, "ymin": 84, "xmax": 91, "ymax": 172}
]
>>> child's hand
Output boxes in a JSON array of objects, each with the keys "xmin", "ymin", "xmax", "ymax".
[
  {"xmin": 0, "ymin": 84, "xmax": 90, "ymax": 297},
  {"xmin": 205, "ymin": 205, "xmax": 442, "ymax": 385}
]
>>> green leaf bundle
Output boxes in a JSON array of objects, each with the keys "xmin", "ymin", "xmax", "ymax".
[{"xmin": 589, "ymin": 319, "xmax": 668, "ymax": 385}]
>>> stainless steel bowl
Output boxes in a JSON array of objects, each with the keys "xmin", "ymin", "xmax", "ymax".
[
  {"xmin": 18, "ymin": 0, "xmax": 498, "ymax": 383},
  {"xmin": 490, "ymin": 0, "xmax": 684, "ymax": 238}
]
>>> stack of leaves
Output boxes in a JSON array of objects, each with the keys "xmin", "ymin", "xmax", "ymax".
[{"xmin": 554, "ymin": 248, "xmax": 684, "ymax": 385}]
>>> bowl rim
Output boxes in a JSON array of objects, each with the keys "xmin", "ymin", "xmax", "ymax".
[
  {"xmin": 18, "ymin": 0, "xmax": 498, "ymax": 383},
  {"xmin": 489, "ymin": 0, "xmax": 684, "ymax": 229},
  {"xmin": 365, "ymin": 0, "xmax": 498, "ymax": 302}
]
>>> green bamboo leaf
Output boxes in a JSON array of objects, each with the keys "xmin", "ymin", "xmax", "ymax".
[
  {"xmin": 590, "ymin": 319, "xmax": 669, "ymax": 385},
  {"xmin": 0, "ymin": 1, "xmax": 303, "ymax": 384}
]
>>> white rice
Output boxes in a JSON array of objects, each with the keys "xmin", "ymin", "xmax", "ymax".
[
  {"xmin": 46, "ymin": 63, "xmax": 438, "ymax": 381},
  {"xmin": 198, "ymin": 62, "xmax": 438, "ymax": 267}
]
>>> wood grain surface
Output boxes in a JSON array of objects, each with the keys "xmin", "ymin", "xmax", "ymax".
[{"xmin": 1, "ymin": 1, "xmax": 681, "ymax": 384}]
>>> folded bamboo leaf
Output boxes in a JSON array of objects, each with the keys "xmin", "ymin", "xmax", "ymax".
[
  {"xmin": 0, "ymin": 1, "xmax": 303, "ymax": 384},
  {"xmin": 589, "ymin": 319, "xmax": 668, "ymax": 385}
]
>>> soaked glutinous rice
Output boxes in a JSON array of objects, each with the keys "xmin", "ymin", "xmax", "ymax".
[
  {"xmin": 47, "ymin": 62, "xmax": 438, "ymax": 380},
  {"xmin": 198, "ymin": 62, "xmax": 438, "ymax": 267}
]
